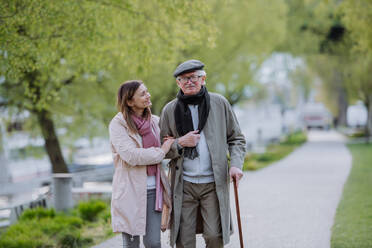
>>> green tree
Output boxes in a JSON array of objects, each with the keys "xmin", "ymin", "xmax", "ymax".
[
  {"xmin": 279, "ymin": 0, "xmax": 351, "ymax": 126},
  {"xmin": 340, "ymin": 0, "xmax": 372, "ymax": 135},
  {"xmin": 340, "ymin": 0, "xmax": 372, "ymax": 56},
  {"xmin": 307, "ymin": 54, "xmax": 351, "ymax": 122},
  {"xmin": 179, "ymin": 0, "xmax": 288, "ymax": 105},
  {"xmin": 0, "ymin": 0, "xmax": 217, "ymax": 173},
  {"xmin": 344, "ymin": 57, "xmax": 372, "ymax": 136}
]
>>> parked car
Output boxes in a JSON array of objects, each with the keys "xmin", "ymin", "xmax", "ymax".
[{"xmin": 302, "ymin": 103, "xmax": 332, "ymax": 130}]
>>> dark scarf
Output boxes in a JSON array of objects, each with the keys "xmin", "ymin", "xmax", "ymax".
[{"xmin": 174, "ymin": 86, "xmax": 210, "ymax": 159}]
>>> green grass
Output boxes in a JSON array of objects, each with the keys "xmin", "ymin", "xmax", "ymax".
[
  {"xmin": 0, "ymin": 199, "xmax": 114, "ymax": 248},
  {"xmin": 243, "ymin": 131, "xmax": 307, "ymax": 171},
  {"xmin": 331, "ymin": 143, "xmax": 372, "ymax": 248},
  {"xmin": 0, "ymin": 132, "xmax": 3, "ymax": 153}
]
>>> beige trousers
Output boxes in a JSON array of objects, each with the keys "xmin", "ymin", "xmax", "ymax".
[{"xmin": 176, "ymin": 181, "xmax": 223, "ymax": 248}]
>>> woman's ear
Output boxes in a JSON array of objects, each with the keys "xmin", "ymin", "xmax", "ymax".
[{"xmin": 127, "ymin": 100, "xmax": 133, "ymax": 107}]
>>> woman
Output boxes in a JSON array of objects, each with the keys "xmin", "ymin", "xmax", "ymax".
[{"xmin": 109, "ymin": 80, "xmax": 174, "ymax": 248}]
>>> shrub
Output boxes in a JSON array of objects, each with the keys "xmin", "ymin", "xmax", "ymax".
[
  {"xmin": 350, "ymin": 130, "xmax": 367, "ymax": 138},
  {"xmin": 78, "ymin": 200, "xmax": 106, "ymax": 222},
  {"xmin": 101, "ymin": 208, "xmax": 111, "ymax": 223},
  {"xmin": 0, "ymin": 237, "xmax": 47, "ymax": 248},
  {"xmin": 256, "ymin": 153, "xmax": 274, "ymax": 162},
  {"xmin": 19, "ymin": 207, "xmax": 55, "ymax": 221},
  {"xmin": 57, "ymin": 229, "xmax": 92, "ymax": 248},
  {"xmin": 59, "ymin": 216, "xmax": 83, "ymax": 228},
  {"xmin": 282, "ymin": 131, "xmax": 307, "ymax": 145},
  {"xmin": 0, "ymin": 211, "xmax": 85, "ymax": 248},
  {"xmin": 39, "ymin": 216, "xmax": 83, "ymax": 235},
  {"xmin": 0, "ymin": 200, "xmax": 109, "ymax": 248},
  {"xmin": 0, "ymin": 220, "xmax": 52, "ymax": 248}
]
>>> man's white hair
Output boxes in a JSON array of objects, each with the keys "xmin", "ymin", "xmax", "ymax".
[{"xmin": 196, "ymin": 70, "xmax": 207, "ymax": 76}]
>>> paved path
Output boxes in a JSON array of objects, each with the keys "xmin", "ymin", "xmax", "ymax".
[{"xmin": 93, "ymin": 130, "xmax": 352, "ymax": 248}]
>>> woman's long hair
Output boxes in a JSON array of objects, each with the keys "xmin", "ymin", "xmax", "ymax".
[{"xmin": 117, "ymin": 80, "xmax": 151, "ymax": 134}]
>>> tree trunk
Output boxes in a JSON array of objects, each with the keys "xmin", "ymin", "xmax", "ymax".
[
  {"xmin": 367, "ymin": 94, "xmax": 372, "ymax": 138},
  {"xmin": 337, "ymin": 87, "xmax": 348, "ymax": 126},
  {"xmin": 335, "ymin": 70, "xmax": 348, "ymax": 127},
  {"xmin": 36, "ymin": 109, "xmax": 69, "ymax": 173}
]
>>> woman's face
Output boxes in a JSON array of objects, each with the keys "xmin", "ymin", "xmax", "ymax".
[{"xmin": 128, "ymin": 84, "xmax": 151, "ymax": 111}]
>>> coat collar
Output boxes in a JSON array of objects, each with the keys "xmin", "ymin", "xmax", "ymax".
[{"xmin": 115, "ymin": 112, "xmax": 143, "ymax": 147}]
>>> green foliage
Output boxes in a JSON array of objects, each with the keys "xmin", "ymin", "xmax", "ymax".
[
  {"xmin": 0, "ymin": 0, "xmax": 217, "ymax": 119},
  {"xmin": 282, "ymin": 131, "xmax": 307, "ymax": 145},
  {"xmin": 331, "ymin": 144, "xmax": 372, "ymax": 248},
  {"xmin": 0, "ymin": 199, "xmax": 111, "ymax": 248},
  {"xmin": 39, "ymin": 216, "xmax": 83, "ymax": 236},
  {"xmin": 280, "ymin": 0, "xmax": 372, "ymax": 132},
  {"xmin": 101, "ymin": 208, "xmax": 112, "ymax": 223},
  {"xmin": 340, "ymin": 0, "xmax": 372, "ymax": 56},
  {"xmin": 349, "ymin": 130, "xmax": 367, "ymax": 139},
  {"xmin": 19, "ymin": 207, "xmax": 55, "ymax": 221},
  {"xmin": 278, "ymin": 0, "xmax": 352, "ymax": 125},
  {"xmin": 0, "ymin": 131, "xmax": 3, "ymax": 153},
  {"xmin": 243, "ymin": 131, "xmax": 307, "ymax": 170},
  {"xmin": 0, "ymin": 220, "xmax": 53, "ymax": 248},
  {"xmin": 278, "ymin": 0, "xmax": 345, "ymax": 55},
  {"xmin": 57, "ymin": 229, "xmax": 92, "ymax": 248},
  {"xmin": 338, "ymin": 0, "xmax": 372, "ymax": 134},
  {"xmin": 0, "ymin": 0, "xmax": 219, "ymax": 172},
  {"xmin": 182, "ymin": 0, "xmax": 288, "ymax": 105},
  {"xmin": 78, "ymin": 200, "xmax": 106, "ymax": 222}
]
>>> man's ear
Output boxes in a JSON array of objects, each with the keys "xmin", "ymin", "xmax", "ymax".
[{"xmin": 201, "ymin": 75, "xmax": 206, "ymax": 85}]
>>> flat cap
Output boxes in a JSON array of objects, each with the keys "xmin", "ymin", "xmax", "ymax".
[{"xmin": 173, "ymin": 59, "xmax": 205, "ymax": 78}]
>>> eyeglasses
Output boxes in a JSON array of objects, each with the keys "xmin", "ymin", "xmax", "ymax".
[{"xmin": 177, "ymin": 75, "xmax": 203, "ymax": 84}]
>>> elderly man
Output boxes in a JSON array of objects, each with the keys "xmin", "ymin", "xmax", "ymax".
[{"xmin": 159, "ymin": 59, "xmax": 246, "ymax": 248}]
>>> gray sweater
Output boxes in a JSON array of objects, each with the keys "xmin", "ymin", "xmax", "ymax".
[{"xmin": 182, "ymin": 104, "xmax": 214, "ymax": 183}]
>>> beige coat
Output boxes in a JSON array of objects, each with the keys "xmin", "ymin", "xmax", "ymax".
[
  {"xmin": 160, "ymin": 92, "xmax": 246, "ymax": 246},
  {"xmin": 109, "ymin": 112, "xmax": 171, "ymax": 235}
]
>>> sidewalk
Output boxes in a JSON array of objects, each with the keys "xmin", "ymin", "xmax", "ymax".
[{"xmin": 93, "ymin": 130, "xmax": 352, "ymax": 248}]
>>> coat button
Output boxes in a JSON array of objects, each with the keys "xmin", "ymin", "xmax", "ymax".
[{"xmin": 175, "ymin": 166, "xmax": 179, "ymax": 170}]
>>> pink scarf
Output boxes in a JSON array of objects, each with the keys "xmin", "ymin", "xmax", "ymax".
[{"xmin": 131, "ymin": 114, "xmax": 163, "ymax": 211}]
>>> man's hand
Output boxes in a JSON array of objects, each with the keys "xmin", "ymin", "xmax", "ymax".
[
  {"xmin": 229, "ymin": 167, "xmax": 243, "ymax": 187},
  {"xmin": 178, "ymin": 130, "xmax": 200, "ymax": 147}
]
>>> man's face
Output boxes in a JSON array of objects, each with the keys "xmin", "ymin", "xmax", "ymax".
[{"xmin": 176, "ymin": 71, "xmax": 206, "ymax": 96}]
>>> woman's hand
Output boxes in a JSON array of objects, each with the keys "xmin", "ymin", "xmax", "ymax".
[{"xmin": 161, "ymin": 137, "xmax": 175, "ymax": 154}]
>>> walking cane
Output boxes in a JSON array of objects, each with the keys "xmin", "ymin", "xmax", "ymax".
[{"xmin": 233, "ymin": 177, "xmax": 244, "ymax": 248}]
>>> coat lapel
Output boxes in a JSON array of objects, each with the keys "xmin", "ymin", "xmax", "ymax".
[{"xmin": 116, "ymin": 112, "xmax": 143, "ymax": 147}]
